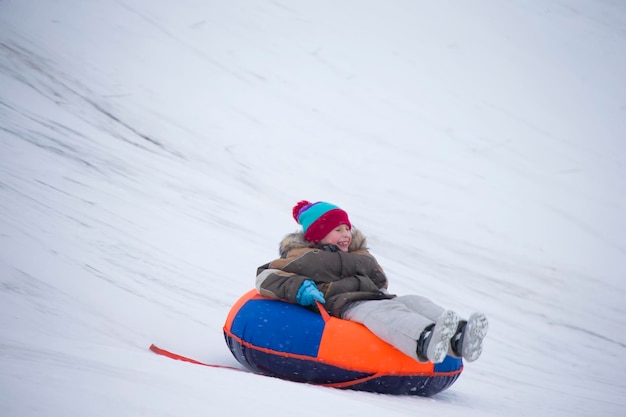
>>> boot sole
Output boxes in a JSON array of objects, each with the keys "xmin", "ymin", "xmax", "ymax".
[
  {"xmin": 462, "ymin": 312, "xmax": 489, "ymax": 362},
  {"xmin": 427, "ymin": 310, "xmax": 459, "ymax": 363}
]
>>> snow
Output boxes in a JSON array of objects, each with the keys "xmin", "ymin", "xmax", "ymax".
[{"xmin": 1, "ymin": 0, "xmax": 625, "ymax": 415}]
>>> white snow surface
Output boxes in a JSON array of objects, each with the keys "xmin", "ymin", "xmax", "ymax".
[{"xmin": 1, "ymin": 1, "xmax": 626, "ymax": 416}]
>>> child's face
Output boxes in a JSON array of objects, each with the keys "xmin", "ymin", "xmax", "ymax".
[{"xmin": 320, "ymin": 224, "xmax": 352, "ymax": 252}]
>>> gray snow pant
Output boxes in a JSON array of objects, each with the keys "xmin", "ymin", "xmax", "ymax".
[{"xmin": 342, "ymin": 295, "xmax": 446, "ymax": 361}]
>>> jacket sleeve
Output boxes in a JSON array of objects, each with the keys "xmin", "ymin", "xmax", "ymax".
[
  {"xmin": 349, "ymin": 249, "xmax": 388, "ymax": 290},
  {"xmin": 256, "ymin": 262, "xmax": 309, "ymax": 303}
]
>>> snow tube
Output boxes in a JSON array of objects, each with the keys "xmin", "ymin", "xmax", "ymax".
[{"xmin": 223, "ymin": 290, "xmax": 463, "ymax": 396}]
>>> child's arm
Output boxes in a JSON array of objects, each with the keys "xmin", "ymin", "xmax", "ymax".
[
  {"xmin": 351, "ymin": 249, "xmax": 389, "ymax": 290},
  {"xmin": 256, "ymin": 263, "xmax": 310, "ymax": 303}
]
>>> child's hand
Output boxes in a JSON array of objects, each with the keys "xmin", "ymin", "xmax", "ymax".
[{"xmin": 296, "ymin": 280, "xmax": 326, "ymax": 306}]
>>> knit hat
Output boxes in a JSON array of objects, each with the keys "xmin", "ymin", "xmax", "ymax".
[{"xmin": 292, "ymin": 200, "xmax": 352, "ymax": 243}]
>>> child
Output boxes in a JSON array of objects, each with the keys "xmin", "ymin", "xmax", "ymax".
[{"xmin": 256, "ymin": 200, "xmax": 489, "ymax": 364}]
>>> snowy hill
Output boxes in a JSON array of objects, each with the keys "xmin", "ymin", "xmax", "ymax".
[{"xmin": 1, "ymin": 1, "xmax": 625, "ymax": 416}]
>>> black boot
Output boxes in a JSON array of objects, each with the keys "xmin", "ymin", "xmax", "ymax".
[
  {"xmin": 416, "ymin": 324, "xmax": 435, "ymax": 362},
  {"xmin": 450, "ymin": 320, "xmax": 467, "ymax": 357},
  {"xmin": 416, "ymin": 310, "xmax": 460, "ymax": 363}
]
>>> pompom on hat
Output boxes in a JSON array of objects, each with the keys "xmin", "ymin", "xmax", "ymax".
[{"xmin": 292, "ymin": 200, "xmax": 352, "ymax": 243}]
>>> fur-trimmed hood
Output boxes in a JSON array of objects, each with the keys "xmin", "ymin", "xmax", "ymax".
[{"xmin": 279, "ymin": 228, "xmax": 368, "ymax": 258}]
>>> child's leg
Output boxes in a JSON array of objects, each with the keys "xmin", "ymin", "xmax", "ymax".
[
  {"xmin": 394, "ymin": 295, "xmax": 446, "ymax": 321},
  {"xmin": 342, "ymin": 299, "xmax": 433, "ymax": 361}
]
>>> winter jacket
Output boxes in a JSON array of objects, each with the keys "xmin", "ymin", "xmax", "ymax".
[{"xmin": 256, "ymin": 228, "xmax": 396, "ymax": 317}]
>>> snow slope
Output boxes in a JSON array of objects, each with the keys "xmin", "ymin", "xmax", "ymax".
[{"xmin": 1, "ymin": 0, "xmax": 625, "ymax": 416}]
